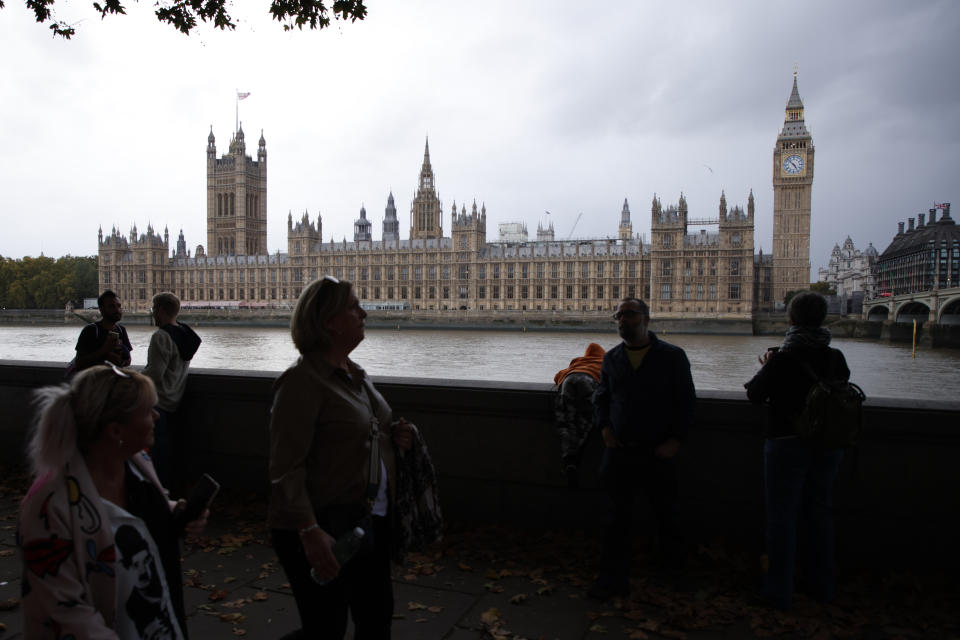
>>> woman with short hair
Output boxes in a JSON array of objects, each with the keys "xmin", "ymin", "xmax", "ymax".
[
  {"xmin": 269, "ymin": 276, "xmax": 413, "ymax": 639},
  {"xmin": 19, "ymin": 364, "xmax": 205, "ymax": 638}
]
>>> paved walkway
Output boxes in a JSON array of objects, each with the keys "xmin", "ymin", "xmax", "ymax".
[{"xmin": 1, "ymin": 485, "xmax": 957, "ymax": 639}]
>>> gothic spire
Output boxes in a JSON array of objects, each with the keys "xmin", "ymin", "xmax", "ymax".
[
  {"xmin": 781, "ymin": 70, "xmax": 809, "ymax": 137},
  {"xmin": 422, "ymin": 137, "xmax": 432, "ymax": 172},
  {"xmin": 786, "ymin": 70, "xmax": 804, "ymax": 110}
]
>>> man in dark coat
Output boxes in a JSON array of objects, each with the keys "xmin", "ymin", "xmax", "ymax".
[{"xmin": 589, "ymin": 298, "xmax": 696, "ymax": 599}]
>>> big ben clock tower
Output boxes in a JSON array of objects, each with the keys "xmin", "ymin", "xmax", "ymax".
[{"xmin": 772, "ymin": 71, "xmax": 813, "ymax": 308}]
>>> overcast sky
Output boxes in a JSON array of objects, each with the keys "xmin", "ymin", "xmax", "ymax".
[{"xmin": 1, "ymin": 0, "xmax": 957, "ymax": 277}]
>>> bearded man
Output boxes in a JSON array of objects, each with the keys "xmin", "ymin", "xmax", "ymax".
[{"xmin": 588, "ymin": 298, "xmax": 696, "ymax": 600}]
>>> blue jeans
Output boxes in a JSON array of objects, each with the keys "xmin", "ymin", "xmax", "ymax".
[{"xmin": 763, "ymin": 438, "xmax": 843, "ymax": 609}]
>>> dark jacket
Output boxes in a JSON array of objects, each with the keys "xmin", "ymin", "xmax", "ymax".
[
  {"xmin": 593, "ymin": 332, "xmax": 696, "ymax": 446},
  {"xmin": 745, "ymin": 345, "xmax": 850, "ymax": 439}
]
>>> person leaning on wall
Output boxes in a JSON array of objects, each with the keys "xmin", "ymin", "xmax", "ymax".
[
  {"xmin": 142, "ymin": 291, "xmax": 202, "ymax": 490},
  {"xmin": 745, "ymin": 291, "xmax": 851, "ymax": 610},
  {"xmin": 553, "ymin": 342, "xmax": 605, "ymax": 488}
]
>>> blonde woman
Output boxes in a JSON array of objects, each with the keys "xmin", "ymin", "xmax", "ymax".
[
  {"xmin": 19, "ymin": 364, "xmax": 206, "ymax": 639},
  {"xmin": 269, "ymin": 276, "xmax": 413, "ymax": 639}
]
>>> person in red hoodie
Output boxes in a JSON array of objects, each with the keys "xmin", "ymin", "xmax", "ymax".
[{"xmin": 553, "ymin": 342, "xmax": 606, "ymax": 488}]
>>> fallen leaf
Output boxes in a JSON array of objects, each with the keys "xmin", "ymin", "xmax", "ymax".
[
  {"xmin": 218, "ymin": 613, "xmax": 245, "ymax": 623},
  {"xmin": 480, "ymin": 607, "xmax": 501, "ymax": 625},
  {"xmin": 221, "ymin": 598, "xmax": 248, "ymax": 609},
  {"xmin": 484, "ymin": 582, "xmax": 505, "ymax": 593},
  {"xmin": 0, "ymin": 598, "xmax": 20, "ymax": 611}
]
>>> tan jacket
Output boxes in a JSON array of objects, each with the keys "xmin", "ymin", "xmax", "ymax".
[{"xmin": 267, "ymin": 353, "xmax": 397, "ymax": 530}]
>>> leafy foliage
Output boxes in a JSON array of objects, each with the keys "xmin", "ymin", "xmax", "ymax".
[
  {"xmin": 8, "ymin": 0, "xmax": 367, "ymax": 39},
  {"xmin": 810, "ymin": 281, "xmax": 837, "ymax": 296},
  {"xmin": 0, "ymin": 255, "xmax": 98, "ymax": 309}
]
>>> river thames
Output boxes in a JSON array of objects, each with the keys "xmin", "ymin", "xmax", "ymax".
[{"xmin": 1, "ymin": 324, "xmax": 958, "ymax": 400}]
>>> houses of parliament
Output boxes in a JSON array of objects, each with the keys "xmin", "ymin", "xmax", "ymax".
[{"xmin": 98, "ymin": 75, "xmax": 814, "ymax": 317}]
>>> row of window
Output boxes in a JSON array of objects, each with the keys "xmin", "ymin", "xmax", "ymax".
[{"xmin": 659, "ymin": 283, "xmax": 740, "ymax": 300}]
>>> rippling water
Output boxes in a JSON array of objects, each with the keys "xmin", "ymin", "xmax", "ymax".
[{"xmin": 2, "ymin": 324, "xmax": 958, "ymax": 400}]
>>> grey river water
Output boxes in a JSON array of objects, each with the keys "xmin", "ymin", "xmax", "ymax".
[{"xmin": 1, "ymin": 324, "xmax": 959, "ymax": 401}]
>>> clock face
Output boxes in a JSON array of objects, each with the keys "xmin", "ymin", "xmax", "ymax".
[{"xmin": 782, "ymin": 154, "xmax": 805, "ymax": 175}]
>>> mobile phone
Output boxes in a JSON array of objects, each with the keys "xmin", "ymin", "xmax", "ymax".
[{"xmin": 175, "ymin": 473, "xmax": 219, "ymax": 528}]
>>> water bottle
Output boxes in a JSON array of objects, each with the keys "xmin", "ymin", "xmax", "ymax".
[{"xmin": 310, "ymin": 526, "xmax": 366, "ymax": 585}]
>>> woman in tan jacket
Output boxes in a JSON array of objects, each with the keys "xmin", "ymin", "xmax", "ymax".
[{"xmin": 268, "ymin": 276, "xmax": 412, "ymax": 639}]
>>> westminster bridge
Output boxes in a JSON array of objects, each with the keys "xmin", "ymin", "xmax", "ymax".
[
  {"xmin": 862, "ymin": 286, "xmax": 960, "ymax": 324},
  {"xmin": 1, "ymin": 360, "xmax": 958, "ymax": 573}
]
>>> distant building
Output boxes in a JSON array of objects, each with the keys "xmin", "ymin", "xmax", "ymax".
[
  {"xmin": 818, "ymin": 236, "xmax": 878, "ymax": 299},
  {"xmin": 874, "ymin": 204, "xmax": 959, "ymax": 295},
  {"xmin": 497, "ymin": 223, "xmax": 528, "ymax": 244},
  {"xmin": 98, "ymin": 75, "xmax": 813, "ymax": 318}
]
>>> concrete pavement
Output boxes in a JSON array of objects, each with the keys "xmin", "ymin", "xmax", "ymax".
[{"xmin": 1, "ymin": 485, "xmax": 957, "ymax": 639}]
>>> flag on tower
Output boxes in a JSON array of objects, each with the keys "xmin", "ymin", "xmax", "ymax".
[{"xmin": 237, "ymin": 91, "xmax": 251, "ymax": 100}]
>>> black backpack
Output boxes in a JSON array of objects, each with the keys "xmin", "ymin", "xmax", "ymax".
[{"xmin": 790, "ymin": 359, "xmax": 865, "ymax": 448}]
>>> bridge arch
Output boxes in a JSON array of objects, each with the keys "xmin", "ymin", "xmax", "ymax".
[
  {"xmin": 895, "ymin": 301, "xmax": 930, "ymax": 324},
  {"xmin": 939, "ymin": 296, "xmax": 960, "ymax": 325},
  {"xmin": 866, "ymin": 305, "xmax": 889, "ymax": 321}
]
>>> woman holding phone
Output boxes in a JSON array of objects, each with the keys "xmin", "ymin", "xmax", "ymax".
[
  {"xmin": 19, "ymin": 364, "xmax": 207, "ymax": 638},
  {"xmin": 268, "ymin": 276, "xmax": 413, "ymax": 639}
]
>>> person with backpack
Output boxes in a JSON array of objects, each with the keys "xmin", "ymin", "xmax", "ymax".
[
  {"xmin": 143, "ymin": 292, "xmax": 202, "ymax": 490},
  {"xmin": 72, "ymin": 290, "xmax": 133, "ymax": 373},
  {"xmin": 745, "ymin": 291, "xmax": 854, "ymax": 610}
]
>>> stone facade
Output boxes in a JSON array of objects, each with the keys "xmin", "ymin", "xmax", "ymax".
[
  {"xmin": 874, "ymin": 204, "xmax": 959, "ymax": 295},
  {"xmin": 98, "ymin": 77, "xmax": 811, "ymax": 317},
  {"xmin": 818, "ymin": 236, "xmax": 878, "ymax": 299},
  {"xmin": 770, "ymin": 72, "xmax": 814, "ymax": 310}
]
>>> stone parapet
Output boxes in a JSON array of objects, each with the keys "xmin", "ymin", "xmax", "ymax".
[{"xmin": 1, "ymin": 361, "xmax": 958, "ymax": 571}]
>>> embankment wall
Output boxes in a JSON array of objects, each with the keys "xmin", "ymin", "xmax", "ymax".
[{"xmin": 1, "ymin": 361, "xmax": 957, "ymax": 571}]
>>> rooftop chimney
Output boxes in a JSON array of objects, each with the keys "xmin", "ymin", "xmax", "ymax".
[{"xmin": 908, "ymin": 218, "xmax": 915, "ymax": 232}]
